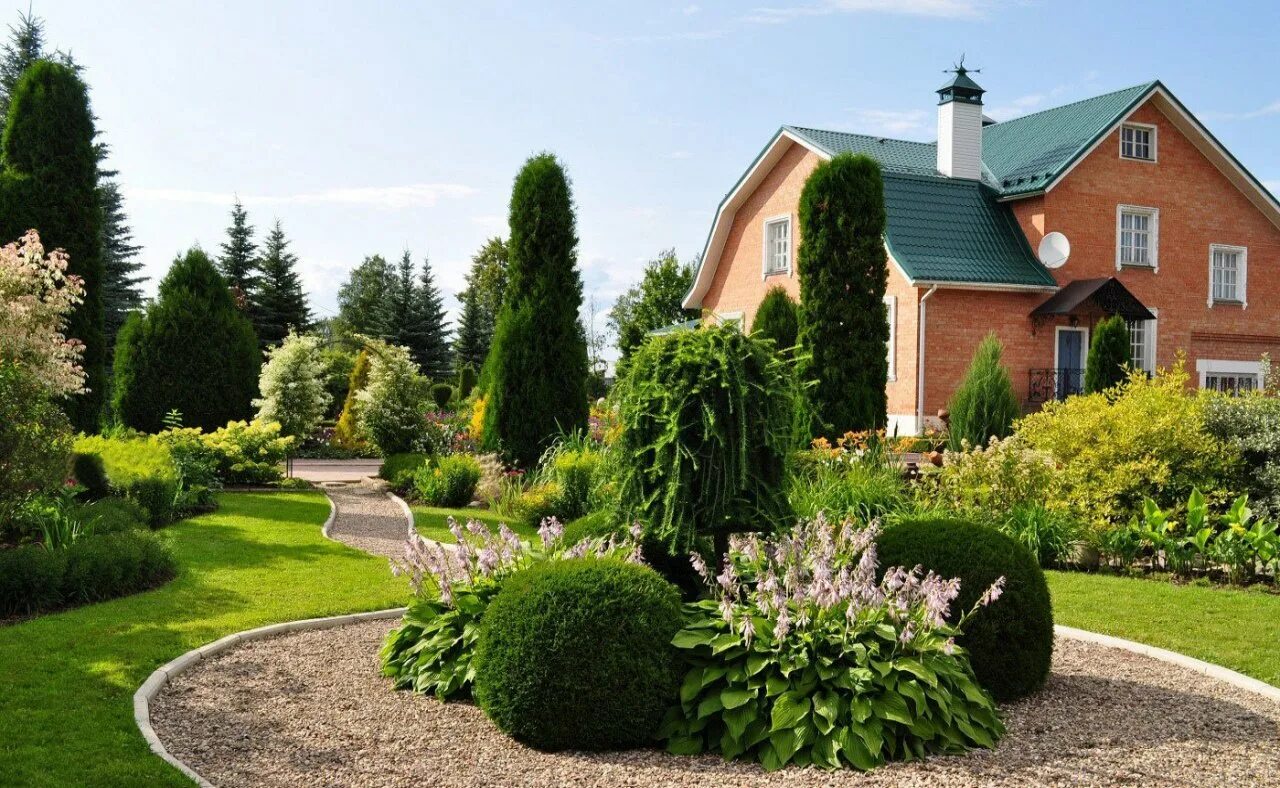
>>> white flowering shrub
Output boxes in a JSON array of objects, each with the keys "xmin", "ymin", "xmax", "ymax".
[
  {"xmin": 0, "ymin": 230, "xmax": 86, "ymax": 396},
  {"xmin": 356, "ymin": 340, "xmax": 430, "ymax": 455},
  {"xmin": 660, "ymin": 515, "xmax": 1006, "ymax": 771},
  {"xmin": 254, "ymin": 331, "xmax": 332, "ymax": 438}
]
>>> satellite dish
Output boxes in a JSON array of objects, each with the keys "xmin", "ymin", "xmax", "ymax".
[{"xmin": 1038, "ymin": 231, "xmax": 1071, "ymax": 269}]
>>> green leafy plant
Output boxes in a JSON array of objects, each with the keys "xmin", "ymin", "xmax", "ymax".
[
  {"xmin": 946, "ymin": 334, "xmax": 1019, "ymax": 452},
  {"xmin": 661, "ymin": 518, "xmax": 1005, "ymax": 771},
  {"xmin": 357, "ymin": 340, "xmax": 432, "ymax": 455},
  {"xmin": 412, "ymin": 455, "xmax": 482, "ymax": 508},
  {"xmin": 254, "ymin": 331, "xmax": 333, "ymax": 439},
  {"xmin": 998, "ymin": 503, "xmax": 1082, "ymax": 568}
]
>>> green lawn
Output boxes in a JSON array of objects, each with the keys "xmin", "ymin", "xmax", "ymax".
[
  {"xmin": 0, "ymin": 492, "xmax": 407, "ymax": 788},
  {"xmin": 1048, "ymin": 570, "xmax": 1280, "ymax": 687},
  {"xmin": 410, "ymin": 504, "xmax": 538, "ymax": 543}
]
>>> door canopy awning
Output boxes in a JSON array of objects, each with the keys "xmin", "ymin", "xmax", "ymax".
[{"xmin": 1030, "ymin": 277, "xmax": 1155, "ymax": 322}]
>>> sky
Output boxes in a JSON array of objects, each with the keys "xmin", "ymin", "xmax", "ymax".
[{"xmin": 22, "ymin": 1, "xmax": 1280, "ymax": 363}]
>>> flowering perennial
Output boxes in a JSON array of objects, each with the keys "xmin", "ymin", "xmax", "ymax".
[{"xmin": 0, "ymin": 231, "xmax": 86, "ymax": 396}]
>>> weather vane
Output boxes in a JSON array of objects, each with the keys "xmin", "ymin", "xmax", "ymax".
[{"xmin": 947, "ymin": 54, "xmax": 980, "ymax": 75}]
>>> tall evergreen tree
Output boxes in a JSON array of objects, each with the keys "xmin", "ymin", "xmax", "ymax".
[
  {"xmin": 254, "ymin": 219, "xmax": 310, "ymax": 346},
  {"xmin": 454, "ymin": 236, "xmax": 507, "ymax": 369},
  {"xmin": 408, "ymin": 254, "xmax": 451, "ymax": 378},
  {"xmin": 98, "ymin": 172, "xmax": 144, "ymax": 347},
  {"xmin": 218, "ymin": 198, "xmax": 257, "ymax": 310},
  {"xmin": 482, "ymin": 153, "xmax": 588, "ymax": 467},
  {"xmin": 0, "ymin": 60, "xmax": 105, "ymax": 430},
  {"xmin": 0, "ymin": 10, "xmax": 62, "ymax": 119},
  {"xmin": 112, "ymin": 248, "xmax": 259, "ymax": 432},
  {"xmin": 796, "ymin": 153, "xmax": 889, "ymax": 438},
  {"xmin": 337, "ymin": 254, "xmax": 393, "ymax": 337},
  {"xmin": 382, "ymin": 250, "xmax": 417, "ymax": 346}
]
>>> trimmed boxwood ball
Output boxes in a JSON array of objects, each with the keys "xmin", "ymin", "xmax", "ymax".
[
  {"xmin": 875, "ymin": 517, "xmax": 1053, "ymax": 702},
  {"xmin": 475, "ymin": 557, "xmax": 682, "ymax": 751}
]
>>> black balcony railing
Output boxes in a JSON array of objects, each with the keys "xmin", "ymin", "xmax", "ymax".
[{"xmin": 1028, "ymin": 368, "xmax": 1084, "ymax": 404}]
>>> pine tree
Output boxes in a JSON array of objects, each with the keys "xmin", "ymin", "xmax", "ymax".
[
  {"xmin": 454, "ymin": 236, "xmax": 507, "ymax": 369},
  {"xmin": 0, "ymin": 60, "xmax": 105, "ymax": 431},
  {"xmin": 112, "ymin": 248, "xmax": 259, "ymax": 432},
  {"xmin": 796, "ymin": 153, "xmax": 889, "ymax": 438},
  {"xmin": 0, "ymin": 10, "xmax": 48, "ymax": 119},
  {"xmin": 482, "ymin": 153, "xmax": 588, "ymax": 467},
  {"xmin": 1085, "ymin": 316, "xmax": 1132, "ymax": 393},
  {"xmin": 407, "ymin": 254, "xmax": 451, "ymax": 378},
  {"xmin": 218, "ymin": 198, "xmax": 257, "ymax": 310},
  {"xmin": 337, "ymin": 254, "xmax": 392, "ymax": 337},
  {"xmin": 254, "ymin": 220, "xmax": 311, "ymax": 346}
]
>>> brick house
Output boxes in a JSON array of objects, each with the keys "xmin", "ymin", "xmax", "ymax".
[{"xmin": 682, "ymin": 67, "xmax": 1280, "ymax": 435}]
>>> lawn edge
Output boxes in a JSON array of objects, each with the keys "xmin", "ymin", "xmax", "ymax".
[{"xmin": 1055, "ymin": 625, "xmax": 1280, "ymax": 701}]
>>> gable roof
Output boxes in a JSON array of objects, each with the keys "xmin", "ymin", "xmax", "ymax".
[{"xmin": 684, "ymin": 80, "xmax": 1280, "ymax": 309}]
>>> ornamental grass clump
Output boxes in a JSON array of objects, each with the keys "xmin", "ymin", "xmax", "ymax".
[
  {"xmin": 661, "ymin": 515, "xmax": 1006, "ymax": 771},
  {"xmin": 381, "ymin": 516, "xmax": 643, "ymax": 699}
]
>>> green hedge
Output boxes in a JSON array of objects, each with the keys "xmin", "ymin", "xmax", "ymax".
[
  {"xmin": 72, "ymin": 435, "xmax": 180, "ymax": 527},
  {"xmin": 379, "ymin": 453, "xmax": 431, "ymax": 490},
  {"xmin": 475, "ymin": 558, "xmax": 682, "ymax": 750},
  {"xmin": 875, "ymin": 517, "xmax": 1053, "ymax": 701}
]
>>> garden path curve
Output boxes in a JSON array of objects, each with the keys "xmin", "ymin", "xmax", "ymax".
[{"xmin": 321, "ymin": 480, "xmax": 416, "ymax": 562}]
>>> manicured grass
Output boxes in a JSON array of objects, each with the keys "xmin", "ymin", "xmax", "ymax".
[
  {"xmin": 0, "ymin": 492, "xmax": 407, "ymax": 787},
  {"xmin": 411, "ymin": 504, "xmax": 538, "ymax": 543},
  {"xmin": 1048, "ymin": 570, "xmax": 1280, "ymax": 687}
]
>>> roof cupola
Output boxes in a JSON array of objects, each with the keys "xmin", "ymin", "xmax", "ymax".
[{"xmin": 937, "ymin": 57, "xmax": 985, "ymax": 180}]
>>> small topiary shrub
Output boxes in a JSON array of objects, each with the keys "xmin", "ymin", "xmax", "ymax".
[
  {"xmin": 413, "ymin": 454, "xmax": 482, "ymax": 507},
  {"xmin": 71, "ymin": 452, "xmax": 110, "ymax": 500},
  {"xmin": 1084, "ymin": 316, "xmax": 1131, "ymax": 394},
  {"xmin": 430, "ymin": 383, "xmax": 454, "ymax": 410},
  {"xmin": 875, "ymin": 517, "xmax": 1053, "ymax": 701},
  {"xmin": 457, "ymin": 364, "xmax": 477, "ymax": 399},
  {"xmin": 475, "ymin": 557, "xmax": 682, "ymax": 750},
  {"xmin": 751, "ymin": 285, "xmax": 799, "ymax": 356},
  {"xmin": 76, "ymin": 497, "xmax": 147, "ymax": 534}
]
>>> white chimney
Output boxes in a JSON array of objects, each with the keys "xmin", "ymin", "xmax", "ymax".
[{"xmin": 936, "ymin": 63, "xmax": 985, "ymax": 180}]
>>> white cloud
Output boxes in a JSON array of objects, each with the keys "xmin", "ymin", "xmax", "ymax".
[
  {"xmin": 743, "ymin": 0, "xmax": 989, "ymax": 24},
  {"xmin": 127, "ymin": 183, "xmax": 477, "ymax": 210},
  {"xmin": 1204, "ymin": 100, "xmax": 1280, "ymax": 122}
]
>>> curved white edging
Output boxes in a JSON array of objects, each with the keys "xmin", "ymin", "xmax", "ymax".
[
  {"xmin": 1055, "ymin": 625, "xmax": 1280, "ymax": 704},
  {"xmin": 386, "ymin": 491, "xmax": 416, "ymax": 539},
  {"xmin": 320, "ymin": 490, "xmax": 339, "ymax": 540}
]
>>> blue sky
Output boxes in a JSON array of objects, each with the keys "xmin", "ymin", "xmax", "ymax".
[{"xmin": 26, "ymin": 1, "xmax": 1280, "ymax": 356}]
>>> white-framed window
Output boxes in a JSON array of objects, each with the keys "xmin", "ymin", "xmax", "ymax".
[
  {"xmin": 1126, "ymin": 309, "xmax": 1158, "ymax": 375},
  {"xmin": 762, "ymin": 215, "xmax": 791, "ymax": 277},
  {"xmin": 1209, "ymin": 244, "xmax": 1247, "ymax": 307},
  {"xmin": 884, "ymin": 295, "xmax": 896, "ymax": 381},
  {"xmin": 1197, "ymin": 358, "xmax": 1261, "ymax": 395},
  {"xmin": 1116, "ymin": 205, "xmax": 1159, "ymax": 269},
  {"xmin": 1120, "ymin": 122, "xmax": 1156, "ymax": 162}
]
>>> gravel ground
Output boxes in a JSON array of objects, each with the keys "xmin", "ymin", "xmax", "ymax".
[
  {"xmin": 151, "ymin": 619, "xmax": 1280, "ymax": 788},
  {"xmin": 323, "ymin": 481, "xmax": 413, "ymax": 561}
]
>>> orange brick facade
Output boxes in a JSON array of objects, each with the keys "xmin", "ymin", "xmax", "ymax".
[{"xmin": 701, "ymin": 97, "xmax": 1280, "ymax": 433}]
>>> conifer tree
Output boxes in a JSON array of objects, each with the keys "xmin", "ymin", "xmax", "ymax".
[
  {"xmin": 947, "ymin": 333, "xmax": 1020, "ymax": 451},
  {"xmin": 752, "ymin": 285, "xmax": 799, "ymax": 357},
  {"xmin": 482, "ymin": 154, "xmax": 588, "ymax": 467},
  {"xmin": 407, "ymin": 254, "xmax": 451, "ymax": 378},
  {"xmin": 382, "ymin": 250, "xmax": 417, "ymax": 347},
  {"xmin": 112, "ymin": 248, "xmax": 259, "ymax": 432},
  {"xmin": 796, "ymin": 153, "xmax": 889, "ymax": 438},
  {"xmin": 454, "ymin": 236, "xmax": 507, "ymax": 369},
  {"xmin": 254, "ymin": 220, "xmax": 311, "ymax": 345},
  {"xmin": 98, "ymin": 173, "xmax": 144, "ymax": 348},
  {"xmin": 218, "ymin": 198, "xmax": 257, "ymax": 310},
  {"xmin": 454, "ymin": 289, "xmax": 488, "ymax": 371},
  {"xmin": 0, "ymin": 60, "xmax": 105, "ymax": 430},
  {"xmin": 1085, "ymin": 316, "xmax": 1132, "ymax": 394}
]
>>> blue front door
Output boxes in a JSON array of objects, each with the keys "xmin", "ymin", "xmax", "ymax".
[{"xmin": 1057, "ymin": 329, "xmax": 1084, "ymax": 399}]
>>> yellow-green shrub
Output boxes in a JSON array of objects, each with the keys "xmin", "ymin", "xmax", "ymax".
[{"xmin": 917, "ymin": 435, "xmax": 1059, "ymax": 518}]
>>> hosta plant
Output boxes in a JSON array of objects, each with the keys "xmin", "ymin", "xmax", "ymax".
[
  {"xmin": 660, "ymin": 516, "xmax": 1006, "ymax": 771},
  {"xmin": 381, "ymin": 517, "xmax": 643, "ymax": 699}
]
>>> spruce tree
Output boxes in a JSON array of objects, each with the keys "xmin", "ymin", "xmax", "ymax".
[
  {"xmin": 751, "ymin": 285, "xmax": 799, "ymax": 357},
  {"xmin": 454, "ymin": 236, "xmax": 507, "ymax": 369},
  {"xmin": 254, "ymin": 220, "xmax": 310, "ymax": 346},
  {"xmin": 382, "ymin": 250, "xmax": 417, "ymax": 347},
  {"xmin": 482, "ymin": 153, "xmax": 588, "ymax": 467},
  {"xmin": 112, "ymin": 248, "xmax": 260, "ymax": 432},
  {"xmin": 98, "ymin": 173, "xmax": 144, "ymax": 348},
  {"xmin": 218, "ymin": 198, "xmax": 257, "ymax": 310},
  {"xmin": 407, "ymin": 254, "xmax": 451, "ymax": 378},
  {"xmin": 796, "ymin": 153, "xmax": 889, "ymax": 438},
  {"xmin": 1085, "ymin": 316, "xmax": 1132, "ymax": 393},
  {"xmin": 0, "ymin": 60, "xmax": 105, "ymax": 431},
  {"xmin": 454, "ymin": 288, "xmax": 488, "ymax": 370}
]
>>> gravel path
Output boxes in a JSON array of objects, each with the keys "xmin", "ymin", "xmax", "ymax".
[
  {"xmin": 323, "ymin": 481, "xmax": 412, "ymax": 561},
  {"xmin": 151, "ymin": 619, "xmax": 1280, "ymax": 788}
]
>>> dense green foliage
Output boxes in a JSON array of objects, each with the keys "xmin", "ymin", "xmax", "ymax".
[
  {"xmin": 252, "ymin": 220, "xmax": 311, "ymax": 345},
  {"xmin": 613, "ymin": 326, "xmax": 794, "ymax": 553},
  {"xmin": 454, "ymin": 237, "xmax": 508, "ymax": 371},
  {"xmin": 482, "ymin": 154, "xmax": 588, "ymax": 467},
  {"xmin": 560, "ymin": 510, "xmax": 619, "ymax": 545},
  {"xmin": 475, "ymin": 558, "xmax": 682, "ymax": 750},
  {"xmin": 788, "ymin": 459, "xmax": 907, "ymax": 523},
  {"xmin": 946, "ymin": 334, "xmax": 1020, "ymax": 452},
  {"xmin": 876, "ymin": 517, "xmax": 1053, "ymax": 701},
  {"xmin": 402, "ymin": 252, "xmax": 452, "ymax": 378},
  {"xmin": 412, "ymin": 454, "xmax": 482, "ymax": 508},
  {"xmin": 112, "ymin": 248, "xmax": 260, "ymax": 432},
  {"xmin": 0, "ymin": 60, "xmax": 104, "ymax": 430},
  {"xmin": 1084, "ymin": 316, "xmax": 1131, "ymax": 394},
  {"xmin": 356, "ymin": 341, "xmax": 431, "ymax": 455},
  {"xmin": 752, "ymin": 285, "xmax": 799, "ymax": 356},
  {"xmin": 0, "ymin": 529, "xmax": 175, "ymax": 617},
  {"xmin": 1203, "ymin": 393, "xmax": 1280, "ymax": 519},
  {"xmin": 379, "ymin": 452, "xmax": 430, "ymax": 489},
  {"xmin": 0, "ymin": 362, "xmax": 73, "ymax": 532},
  {"xmin": 70, "ymin": 452, "xmax": 109, "ymax": 500},
  {"xmin": 337, "ymin": 254, "xmax": 392, "ymax": 336},
  {"xmin": 797, "ymin": 153, "xmax": 889, "ymax": 437},
  {"xmin": 74, "ymin": 433, "xmax": 179, "ymax": 526},
  {"xmin": 254, "ymin": 331, "xmax": 331, "ymax": 438},
  {"xmin": 457, "ymin": 364, "xmax": 477, "ymax": 399},
  {"xmin": 430, "ymin": 382, "xmax": 453, "ymax": 410},
  {"xmin": 607, "ymin": 248, "xmax": 695, "ymax": 364},
  {"xmin": 217, "ymin": 198, "xmax": 257, "ymax": 305}
]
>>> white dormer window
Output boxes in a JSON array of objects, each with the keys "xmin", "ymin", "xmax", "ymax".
[
  {"xmin": 1116, "ymin": 205, "xmax": 1158, "ymax": 269},
  {"xmin": 1120, "ymin": 123, "xmax": 1156, "ymax": 161},
  {"xmin": 1209, "ymin": 244, "xmax": 1247, "ymax": 306},
  {"xmin": 762, "ymin": 215, "xmax": 791, "ymax": 277}
]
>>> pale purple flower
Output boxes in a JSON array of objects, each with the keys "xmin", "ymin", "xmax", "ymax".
[
  {"xmin": 448, "ymin": 517, "xmax": 465, "ymax": 544},
  {"xmin": 943, "ymin": 637, "xmax": 957, "ymax": 656},
  {"xmin": 775, "ymin": 606, "xmax": 791, "ymax": 640},
  {"xmin": 720, "ymin": 595, "xmax": 735, "ymax": 626},
  {"xmin": 629, "ymin": 521, "xmax": 643, "ymax": 541},
  {"xmin": 477, "ymin": 547, "xmax": 500, "ymax": 577},
  {"xmin": 899, "ymin": 623, "xmax": 915, "ymax": 644},
  {"xmin": 467, "ymin": 520, "xmax": 488, "ymax": 538},
  {"xmin": 538, "ymin": 516, "xmax": 564, "ymax": 549},
  {"xmin": 716, "ymin": 559, "xmax": 738, "ymax": 595},
  {"xmin": 978, "ymin": 576, "xmax": 1006, "ymax": 607},
  {"xmin": 740, "ymin": 614, "xmax": 756, "ymax": 647}
]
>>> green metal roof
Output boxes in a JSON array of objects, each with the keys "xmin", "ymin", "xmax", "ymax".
[
  {"xmin": 784, "ymin": 126, "xmax": 940, "ymax": 177},
  {"xmin": 882, "ymin": 173, "xmax": 1056, "ymax": 287}
]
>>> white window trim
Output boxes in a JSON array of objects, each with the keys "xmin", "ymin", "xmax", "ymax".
[
  {"xmin": 1196, "ymin": 358, "xmax": 1262, "ymax": 389},
  {"xmin": 1115, "ymin": 204, "xmax": 1160, "ymax": 272},
  {"xmin": 1208, "ymin": 243, "xmax": 1248, "ymax": 309},
  {"xmin": 760, "ymin": 214, "xmax": 792, "ymax": 279},
  {"xmin": 884, "ymin": 295, "xmax": 897, "ymax": 382},
  {"xmin": 1119, "ymin": 121, "xmax": 1158, "ymax": 163}
]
